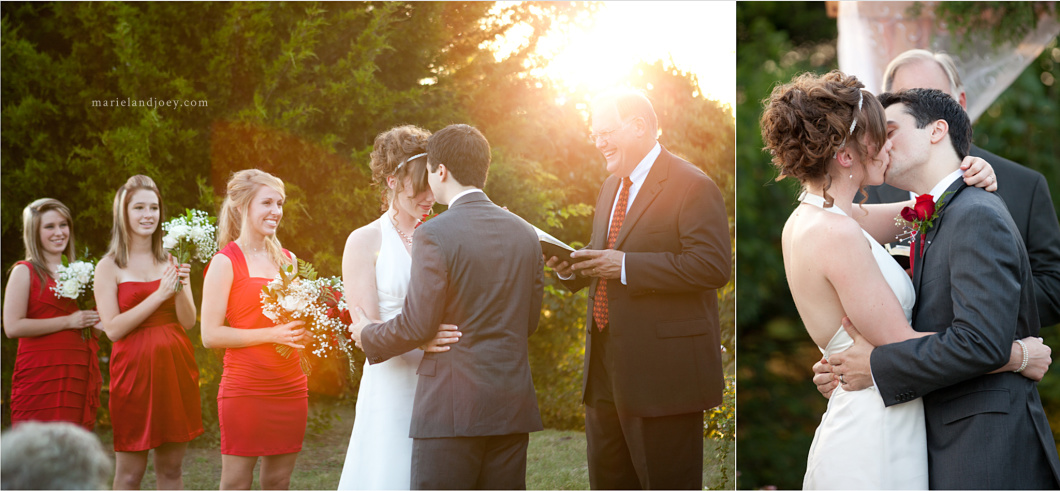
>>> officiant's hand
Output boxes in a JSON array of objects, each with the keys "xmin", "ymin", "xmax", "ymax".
[
  {"xmin": 421, "ymin": 324, "xmax": 461, "ymax": 353},
  {"xmin": 570, "ymin": 249, "xmax": 624, "ymax": 279},
  {"xmin": 827, "ymin": 317, "xmax": 876, "ymax": 392},
  {"xmin": 545, "ymin": 255, "xmax": 575, "ymax": 278}
]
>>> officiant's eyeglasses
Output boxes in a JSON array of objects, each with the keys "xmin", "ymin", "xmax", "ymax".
[{"xmin": 589, "ymin": 119, "xmax": 635, "ymax": 144}]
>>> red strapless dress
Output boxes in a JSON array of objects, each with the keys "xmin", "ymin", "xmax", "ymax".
[
  {"xmin": 215, "ymin": 242, "xmax": 307, "ymax": 456},
  {"xmin": 109, "ymin": 280, "xmax": 204, "ymax": 451},
  {"xmin": 9, "ymin": 261, "xmax": 102, "ymax": 430}
]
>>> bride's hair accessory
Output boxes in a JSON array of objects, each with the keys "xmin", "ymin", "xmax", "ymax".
[
  {"xmin": 395, "ymin": 152, "xmax": 427, "ymax": 173},
  {"xmin": 834, "ymin": 89, "xmax": 864, "ymax": 158}
]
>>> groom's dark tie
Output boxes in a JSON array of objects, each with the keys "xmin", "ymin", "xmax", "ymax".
[{"xmin": 593, "ymin": 177, "xmax": 632, "ymax": 331}]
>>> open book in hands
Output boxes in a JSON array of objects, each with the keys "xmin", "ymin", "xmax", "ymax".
[{"xmin": 531, "ymin": 225, "xmax": 591, "ymax": 264}]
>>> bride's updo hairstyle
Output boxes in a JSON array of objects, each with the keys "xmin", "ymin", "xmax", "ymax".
[
  {"xmin": 760, "ymin": 70, "xmax": 887, "ymax": 204},
  {"xmin": 217, "ymin": 169, "xmax": 292, "ymax": 267},
  {"xmin": 369, "ymin": 125, "xmax": 431, "ymax": 212}
]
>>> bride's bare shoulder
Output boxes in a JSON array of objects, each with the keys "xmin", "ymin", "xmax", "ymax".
[
  {"xmin": 344, "ymin": 220, "xmax": 382, "ymax": 256},
  {"xmin": 785, "ymin": 207, "xmax": 866, "ymax": 253}
]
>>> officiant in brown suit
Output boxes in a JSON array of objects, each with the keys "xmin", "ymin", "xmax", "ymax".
[{"xmin": 547, "ymin": 89, "xmax": 731, "ymax": 489}]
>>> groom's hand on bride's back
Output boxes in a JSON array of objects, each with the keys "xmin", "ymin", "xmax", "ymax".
[{"xmin": 812, "ymin": 359, "xmax": 839, "ymax": 399}]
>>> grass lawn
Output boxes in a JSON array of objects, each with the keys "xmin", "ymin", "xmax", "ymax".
[{"xmin": 96, "ymin": 402, "xmax": 735, "ymax": 489}]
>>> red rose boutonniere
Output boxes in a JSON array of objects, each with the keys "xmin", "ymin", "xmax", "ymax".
[
  {"xmin": 895, "ymin": 191, "xmax": 953, "ymax": 242},
  {"xmin": 415, "ymin": 211, "xmax": 440, "ymax": 229}
]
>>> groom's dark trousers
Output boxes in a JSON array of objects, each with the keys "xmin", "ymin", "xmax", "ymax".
[
  {"xmin": 361, "ymin": 191, "xmax": 545, "ymax": 490},
  {"xmin": 561, "ymin": 148, "xmax": 731, "ymax": 489},
  {"xmin": 870, "ymin": 182, "xmax": 1060, "ymax": 489}
]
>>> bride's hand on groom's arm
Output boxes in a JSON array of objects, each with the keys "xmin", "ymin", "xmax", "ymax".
[
  {"xmin": 992, "ymin": 337, "xmax": 1052, "ymax": 381},
  {"xmin": 421, "ymin": 324, "xmax": 461, "ymax": 353},
  {"xmin": 961, "ymin": 156, "xmax": 998, "ymax": 192}
]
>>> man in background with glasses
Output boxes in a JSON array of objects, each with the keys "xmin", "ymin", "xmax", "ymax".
[{"xmin": 546, "ymin": 89, "xmax": 731, "ymax": 489}]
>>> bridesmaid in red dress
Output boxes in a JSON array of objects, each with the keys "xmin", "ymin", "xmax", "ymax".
[
  {"xmin": 2, "ymin": 198, "xmax": 102, "ymax": 430},
  {"xmin": 93, "ymin": 175, "xmax": 203, "ymax": 490},
  {"xmin": 201, "ymin": 169, "xmax": 309, "ymax": 490}
]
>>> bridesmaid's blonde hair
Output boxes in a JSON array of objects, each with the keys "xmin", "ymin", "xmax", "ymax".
[
  {"xmin": 217, "ymin": 169, "xmax": 292, "ymax": 268},
  {"xmin": 19, "ymin": 198, "xmax": 77, "ymax": 285},
  {"xmin": 106, "ymin": 175, "xmax": 168, "ymax": 268}
]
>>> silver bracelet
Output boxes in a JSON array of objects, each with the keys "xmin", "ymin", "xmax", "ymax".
[{"xmin": 1015, "ymin": 339, "xmax": 1029, "ymax": 373}]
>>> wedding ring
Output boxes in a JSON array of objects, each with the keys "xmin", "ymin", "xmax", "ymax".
[{"xmin": 839, "ymin": 373, "xmax": 846, "ymax": 385}]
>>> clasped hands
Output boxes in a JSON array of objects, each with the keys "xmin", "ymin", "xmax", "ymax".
[
  {"xmin": 347, "ymin": 307, "xmax": 461, "ymax": 353},
  {"xmin": 812, "ymin": 317, "xmax": 1054, "ymax": 399},
  {"xmin": 545, "ymin": 249, "xmax": 624, "ymax": 280}
]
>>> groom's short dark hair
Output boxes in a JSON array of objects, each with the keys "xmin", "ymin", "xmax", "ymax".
[
  {"xmin": 879, "ymin": 88, "xmax": 971, "ymax": 160},
  {"xmin": 427, "ymin": 124, "xmax": 491, "ymax": 189}
]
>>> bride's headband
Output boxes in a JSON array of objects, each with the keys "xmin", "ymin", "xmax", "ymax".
[
  {"xmin": 395, "ymin": 152, "xmax": 428, "ymax": 173},
  {"xmin": 834, "ymin": 90, "xmax": 864, "ymax": 158}
]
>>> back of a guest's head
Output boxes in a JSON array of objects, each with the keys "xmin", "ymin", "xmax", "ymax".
[
  {"xmin": 426, "ymin": 124, "xmax": 491, "ymax": 189},
  {"xmin": 882, "ymin": 49, "xmax": 964, "ymax": 98},
  {"xmin": 879, "ymin": 88, "xmax": 972, "ymax": 160},
  {"xmin": 1, "ymin": 421, "xmax": 112, "ymax": 490}
]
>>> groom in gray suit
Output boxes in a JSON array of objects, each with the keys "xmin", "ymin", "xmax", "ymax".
[
  {"xmin": 350, "ymin": 124, "xmax": 545, "ymax": 489},
  {"xmin": 829, "ymin": 88, "xmax": 1060, "ymax": 489}
]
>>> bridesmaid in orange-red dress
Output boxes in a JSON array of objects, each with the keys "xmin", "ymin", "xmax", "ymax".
[
  {"xmin": 201, "ymin": 169, "xmax": 308, "ymax": 490},
  {"xmin": 2, "ymin": 198, "xmax": 102, "ymax": 430},
  {"xmin": 94, "ymin": 176, "xmax": 203, "ymax": 490}
]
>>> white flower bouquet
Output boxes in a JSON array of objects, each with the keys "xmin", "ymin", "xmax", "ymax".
[
  {"xmin": 260, "ymin": 259, "xmax": 355, "ymax": 377},
  {"xmin": 162, "ymin": 209, "xmax": 218, "ymax": 291},
  {"xmin": 51, "ymin": 256, "xmax": 96, "ymax": 340}
]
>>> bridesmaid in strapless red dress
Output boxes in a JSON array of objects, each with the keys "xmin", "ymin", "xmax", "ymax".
[
  {"xmin": 8, "ymin": 261, "xmax": 102, "ymax": 430},
  {"xmin": 215, "ymin": 241, "xmax": 308, "ymax": 456},
  {"xmin": 110, "ymin": 279, "xmax": 203, "ymax": 451}
]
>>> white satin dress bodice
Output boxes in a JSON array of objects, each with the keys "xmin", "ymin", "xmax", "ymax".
[
  {"xmin": 338, "ymin": 213, "xmax": 424, "ymax": 490},
  {"xmin": 799, "ymin": 193, "xmax": 929, "ymax": 490}
]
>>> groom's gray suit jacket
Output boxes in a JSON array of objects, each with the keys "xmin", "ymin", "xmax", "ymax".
[
  {"xmin": 361, "ymin": 191, "xmax": 545, "ymax": 438},
  {"xmin": 870, "ymin": 181, "xmax": 1060, "ymax": 489}
]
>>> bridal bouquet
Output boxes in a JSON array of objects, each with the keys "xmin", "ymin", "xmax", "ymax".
[
  {"xmin": 51, "ymin": 256, "xmax": 97, "ymax": 340},
  {"xmin": 162, "ymin": 209, "xmax": 218, "ymax": 291},
  {"xmin": 260, "ymin": 259, "xmax": 355, "ymax": 377}
]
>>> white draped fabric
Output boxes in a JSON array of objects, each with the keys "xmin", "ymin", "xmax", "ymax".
[{"xmin": 837, "ymin": 1, "xmax": 1059, "ymax": 122}]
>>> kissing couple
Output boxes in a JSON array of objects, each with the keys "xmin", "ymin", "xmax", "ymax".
[{"xmin": 762, "ymin": 71, "xmax": 1060, "ymax": 489}]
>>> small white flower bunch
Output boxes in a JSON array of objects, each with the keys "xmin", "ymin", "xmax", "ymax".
[
  {"xmin": 260, "ymin": 259, "xmax": 354, "ymax": 377},
  {"xmin": 51, "ymin": 257, "xmax": 96, "ymax": 340},
  {"xmin": 162, "ymin": 209, "xmax": 218, "ymax": 291}
]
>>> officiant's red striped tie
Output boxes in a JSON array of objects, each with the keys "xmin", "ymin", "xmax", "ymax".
[{"xmin": 593, "ymin": 177, "xmax": 632, "ymax": 331}]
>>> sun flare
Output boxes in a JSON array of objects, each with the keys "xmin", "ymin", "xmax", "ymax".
[{"xmin": 532, "ymin": 2, "xmax": 735, "ymax": 110}]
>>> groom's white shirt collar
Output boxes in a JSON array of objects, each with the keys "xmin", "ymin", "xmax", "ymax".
[
  {"xmin": 908, "ymin": 168, "xmax": 964, "ymax": 200},
  {"xmin": 448, "ymin": 189, "xmax": 485, "ymax": 207}
]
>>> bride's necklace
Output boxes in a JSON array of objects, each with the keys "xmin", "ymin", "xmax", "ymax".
[{"xmin": 390, "ymin": 212, "xmax": 415, "ymax": 247}]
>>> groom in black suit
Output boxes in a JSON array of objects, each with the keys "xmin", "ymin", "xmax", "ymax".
[
  {"xmin": 350, "ymin": 124, "xmax": 545, "ymax": 489},
  {"xmin": 864, "ymin": 49, "xmax": 1060, "ymax": 327},
  {"xmin": 547, "ymin": 89, "xmax": 731, "ymax": 489},
  {"xmin": 830, "ymin": 89, "xmax": 1060, "ymax": 489}
]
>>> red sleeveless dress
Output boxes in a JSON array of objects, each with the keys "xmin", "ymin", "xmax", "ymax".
[
  {"xmin": 109, "ymin": 280, "xmax": 204, "ymax": 451},
  {"xmin": 215, "ymin": 242, "xmax": 308, "ymax": 456},
  {"xmin": 9, "ymin": 261, "xmax": 102, "ymax": 430}
]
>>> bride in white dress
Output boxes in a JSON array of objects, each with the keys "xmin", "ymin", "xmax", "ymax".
[
  {"xmin": 760, "ymin": 71, "xmax": 1030, "ymax": 489},
  {"xmin": 338, "ymin": 126, "xmax": 459, "ymax": 490}
]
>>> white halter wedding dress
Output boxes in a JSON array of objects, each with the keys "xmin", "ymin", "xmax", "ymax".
[
  {"xmin": 799, "ymin": 193, "xmax": 929, "ymax": 489},
  {"xmin": 338, "ymin": 213, "xmax": 424, "ymax": 490}
]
